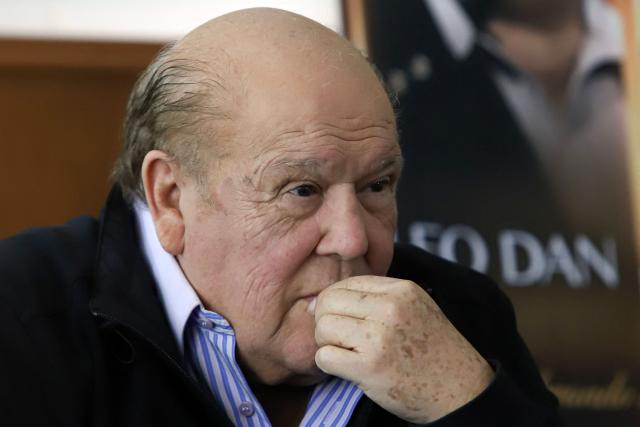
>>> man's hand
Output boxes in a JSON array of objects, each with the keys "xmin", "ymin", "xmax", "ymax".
[{"xmin": 313, "ymin": 276, "xmax": 494, "ymax": 423}]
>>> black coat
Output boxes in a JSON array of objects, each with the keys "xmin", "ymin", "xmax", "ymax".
[{"xmin": 0, "ymin": 187, "xmax": 558, "ymax": 426}]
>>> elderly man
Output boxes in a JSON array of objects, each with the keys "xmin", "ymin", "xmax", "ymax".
[{"xmin": 0, "ymin": 8, "xmax": 557, "ymax": 427}]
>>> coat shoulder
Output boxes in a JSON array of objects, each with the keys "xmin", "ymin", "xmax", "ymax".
[
  {"xmin": 0, "ymin": 216, "xmax": 99, "ymax": 313},
  {"xmin": 389, "ymin": 243, "xmax": 505, "ymax": 308}
]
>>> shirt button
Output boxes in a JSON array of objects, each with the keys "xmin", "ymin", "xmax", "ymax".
[
  {"xmin": 199, "ymin": 320, "xmax": 212, "ymax": 329},
  {"xmin": 239, "ymin": 401, "xmax": 255, "ymax": 417}
]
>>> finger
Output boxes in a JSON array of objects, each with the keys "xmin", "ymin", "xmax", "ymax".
[
  {"xmin": 315, "ymin": 345, "xmax": 363, "ymax": 383},
  {"xmin": 315, "ymin": 287, "xmax": 389, "ymax": 321},
  {"xmin": 315, "ymin": 313, "xmax": 372, "ymax": 350},
  {"xmin": 329, "ymin": 275, "xmax": 405, "ymax": 294},
  {"xmin": 331, "ymin": 276, "xmax": 432, "ymax": 310}
]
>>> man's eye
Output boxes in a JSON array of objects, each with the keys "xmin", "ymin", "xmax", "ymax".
[
  {"xmin": 288, "ymin": 184, "xmax": 318, "ymax": 197},
  {"xmin": 368, "ymin": 177, "xmax": 392, "ymax": 193}
]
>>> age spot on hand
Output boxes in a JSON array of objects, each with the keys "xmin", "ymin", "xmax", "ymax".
[{"xmin": 401, "ymin": 344, "xmax": 414, "ymax": 358}]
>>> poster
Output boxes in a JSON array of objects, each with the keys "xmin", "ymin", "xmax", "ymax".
[{"xmin": 343, "ymin": 0, "xmax": 640, "ymax": 425}]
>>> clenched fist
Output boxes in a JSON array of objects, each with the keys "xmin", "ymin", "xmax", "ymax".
[{"xmin": 313, "ymin": 276, "xmax": 494, "ymax": 423}]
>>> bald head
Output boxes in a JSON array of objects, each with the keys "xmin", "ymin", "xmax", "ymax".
[
  {"xmin": 113, "ymin": 8, "xmax": 394, "ymax": 202},
  {"xmin": 177, "ymin": 8, "xmax": 369, "ymax": 73}
]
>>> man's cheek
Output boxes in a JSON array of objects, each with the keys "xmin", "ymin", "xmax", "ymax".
[
  {"xmin": 364, "ymin": 211, "xmax": 397, "ymax": 273},
  {"xmin": 236, "ymin": 200, "xmax": 299, "ymax": 242},
  {"xmin": 261, "ymin": 222, "xmax": 322, "ymax": 276},
  {"xmin": 235, "ymin": 275, "xmax": 284, "ymax": 321},
  {"xmin": 237, "ymin": 221, "xmax": 316, "ymax": 280},
  {"xmin": 286, "ymin": 312, "xmax": 319, "ymax": 354},
  {"xmin": 369, "ymin": 235, "xmax": 396, "ymax": 275}
]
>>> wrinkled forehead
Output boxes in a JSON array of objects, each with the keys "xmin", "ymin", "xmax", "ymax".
[
  {"xmin": 240, "ymin": 71, "xmax": 397, "ymax": 175},
  {"xmin": 249, "ymin": 133, "xmax": 403, "ymax": 188},
  {"xmin": 229, "ymin": 64, "xmax": 397, "ymax": 186},
  {"xmin": 237, "ymin": 40, "xmax": 395, "ymax": 146}
]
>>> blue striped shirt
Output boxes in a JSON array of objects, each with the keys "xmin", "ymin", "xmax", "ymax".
[
  {"xmin": 135, "ymin": 201, "xmax": 364, "ymax": 427},
  {"xmin": 186, "ymin": 309, "xmax": 363, "ymax": 427}
]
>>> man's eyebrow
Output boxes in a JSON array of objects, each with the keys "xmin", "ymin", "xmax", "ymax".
[
  {"xmin": 255, "ymin": 154, "xmax": 404, "ymax": 180},
  {"xmin": 372, "ymin": 155, "xmax": 404, "ymax": 173},
  {"xmin": 252, "ymin": 158, "xmax": 323, "ymax": 182},
  {"xmin": 270, "ymin": 155, "xmax": 402, "ymax": 171},
  {"xmin": 361, "ymin": 155, "xmax": 404, "ymax": 179}
]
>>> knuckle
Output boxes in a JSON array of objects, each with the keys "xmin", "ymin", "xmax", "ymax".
[
  {"xmin": 398, "ymin": 279, "xmax": 419, "ymax": 296},
  {"xmin": 394, "ymin": 280, "xmax": 426, "ymax": 308},
  {"xmin": 382, "ymin": 299, "xmax": 402, "ymax": 322}
]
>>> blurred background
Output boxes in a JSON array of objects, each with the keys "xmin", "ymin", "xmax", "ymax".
[{"xmin": 0, "ymin": 0, "xmax": 638, "ymax": 425}]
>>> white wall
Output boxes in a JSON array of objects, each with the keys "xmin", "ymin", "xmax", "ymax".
[{"xmin": 0, "ymin": 0, "xmax": 343, "ymax": 42}]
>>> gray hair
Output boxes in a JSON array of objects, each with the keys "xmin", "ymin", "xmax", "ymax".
[{"xmin": 111, "ymin": 43, "xmax": 232, "ymax": 203}]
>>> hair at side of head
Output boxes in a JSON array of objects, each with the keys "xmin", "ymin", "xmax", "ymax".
[{"xmin": 111, "ymin": 42, "xmax": 232, "ymax": 204}]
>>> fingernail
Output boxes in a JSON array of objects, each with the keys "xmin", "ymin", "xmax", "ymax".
[{"xmin": 307, "ymin": 297, "xmax": 317, "ymax": 314}]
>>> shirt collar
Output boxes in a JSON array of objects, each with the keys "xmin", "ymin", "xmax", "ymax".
[
  {"xmin": 134, "ymin": 199, "xmax": 201, "ymax": 353},
  {"xmin": 425, "ymin": 0, "xmax": 623, "ymax": 67}
]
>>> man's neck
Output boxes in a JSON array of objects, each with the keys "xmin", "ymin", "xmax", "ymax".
[{"xmin": 252, "ymin": 383, "xmax": 313, "ymax": 427}]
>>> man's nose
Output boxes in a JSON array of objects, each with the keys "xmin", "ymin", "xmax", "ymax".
[{"xmin": 315, "ymin": 186, "xmax": 368, "ymax": 260}]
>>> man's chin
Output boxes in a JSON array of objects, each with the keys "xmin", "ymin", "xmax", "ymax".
[
  {"xmin": 256, "ymin": 360, "xmax": 326, "ymax": 387},
  {"xmin": 279, "ymin": 345, "xmax": 328, "ymax": 386},
  {"xmin": 284, "ymin": 367, "xmax": 328, "ymax": 386}
]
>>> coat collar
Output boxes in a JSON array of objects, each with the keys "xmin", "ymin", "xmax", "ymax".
[
  {"xmin": 133, "ymin": 199, "xmax": 202, "ymax": 353},
  {"xmin": 89, "ymin": 185, "xmax": 183, "ymax": 364}
]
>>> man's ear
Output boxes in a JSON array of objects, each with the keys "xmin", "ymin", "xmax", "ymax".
[{"xmin": 141, "ymin": 150, "xmax": 185, "ymax": 255}]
